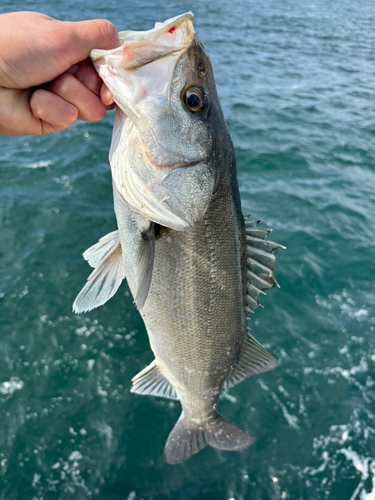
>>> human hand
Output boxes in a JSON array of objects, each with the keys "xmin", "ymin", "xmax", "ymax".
[{"xmin": 0, "ymin": 11, "xmax": 119, "ymax": 136}]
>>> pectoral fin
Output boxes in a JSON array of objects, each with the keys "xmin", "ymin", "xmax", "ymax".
[
  {"xmin": 83, "ymin": 230, "xmax": 120, "ymax": 268},
  {"xmin": 73, "ymin": 236, "xmax": 125, "ymax": 314},
  {"xmin": 133, "ymin": 221, "xmax": 155, "ymax": 310},
  {"xmin": 113, "ymin": 183, "xmax": 155, "ymax": 310}
]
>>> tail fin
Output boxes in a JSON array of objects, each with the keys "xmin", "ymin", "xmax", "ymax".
[{"xmin": 164, "ymin": 412, "xmax": 254, "ymax": 464}]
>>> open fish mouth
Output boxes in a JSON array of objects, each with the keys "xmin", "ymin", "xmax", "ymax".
[
  {"xmin": 90, "ymin": 12, "xmax": 195, "ymax": 117},
  {"xmin": 90, "ymin": 13, "xmax": 216, "ymax": 230},
  {"xmin": 119, "ymin": 12, "xmax": 195, "ymax": 70}
]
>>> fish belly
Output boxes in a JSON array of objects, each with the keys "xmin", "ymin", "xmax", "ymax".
[{"xmin": 141, "ymin": 177, "xmax": 247, "ymax": 417}]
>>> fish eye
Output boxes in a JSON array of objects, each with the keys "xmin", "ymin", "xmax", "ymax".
[{"xmin": 184, "ymin": 87, "xmax": 208, "ymax": 115}]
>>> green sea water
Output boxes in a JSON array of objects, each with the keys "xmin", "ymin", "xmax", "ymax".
[{"xmin": 1, "ymin": 1, "xmax": 375, "ymax": 499}]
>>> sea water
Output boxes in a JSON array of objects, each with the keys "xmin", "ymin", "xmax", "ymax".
[{"xmin": 0, "ymin": 0, "xmax": 374, "ymax": 498}]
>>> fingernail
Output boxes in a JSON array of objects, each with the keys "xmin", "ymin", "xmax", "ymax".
[{"xmin": 103, "ymin": 88, "xmax": 114, "ymax": 105}]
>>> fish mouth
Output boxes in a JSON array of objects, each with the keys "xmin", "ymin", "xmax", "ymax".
[
  {"xmin": 91, "ymin": 12, "xmax": 195, "ymax": 75},
  {"xmin": 90, "ymin": 12, "xmax": 196, "ymax": 132},
  {"xmin": 118, "ymin": 12, "xmax": 195, "ymax": 70},
  {"xmin": 119, "ymin": 12, "xmax": 194, "ymax": 43}
]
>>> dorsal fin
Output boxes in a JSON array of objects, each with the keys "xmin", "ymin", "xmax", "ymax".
[
  {"xmin": 244, "ymin": 218, "xmax": 285, "ymax": 315},
  {"xmin": 224, "ymin": 331, "xmax": 277, "ymax": 390}
]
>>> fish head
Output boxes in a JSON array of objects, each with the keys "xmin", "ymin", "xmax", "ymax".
[{"xmin": 91, "ymin": 13, "xmax": 229, "ymax": 230}]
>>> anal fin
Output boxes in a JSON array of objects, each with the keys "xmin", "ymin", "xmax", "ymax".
[
  {"xmin": 131, "ymin": 360, "xmax": 178, "ymax": 400},
  {"xmin": 224, "ymin": 331, "xmax": 277, "ymax": 390}
]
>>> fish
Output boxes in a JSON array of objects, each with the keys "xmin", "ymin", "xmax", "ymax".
[{"xmin": 73, "ymin": 12, "xmax": 284, "ymax": 464}]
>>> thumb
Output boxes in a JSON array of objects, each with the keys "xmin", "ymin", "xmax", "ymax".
[{"xmin": 63, "ymin": 19, "xmax": 120, "ymax": 65}]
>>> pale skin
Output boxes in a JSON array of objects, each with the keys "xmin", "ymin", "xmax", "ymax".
[{"xmin": 0, "ymin": 11, "xmax": 119, "ymax": 136}]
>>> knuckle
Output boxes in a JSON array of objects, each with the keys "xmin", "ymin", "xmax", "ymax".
[
  {"xmin": 50, "ymin": 73, "xmax": 72, "ymax": 97},
  {"xmin": 30, "ymin": 89, "xmax": 45, "ymax": 116},
  {"xmin": 88, "ymin": 103, "xmax": 106, "ymax": 122},
  {"xmin": 91, "ymin": 19, "xmax": 118, "ymax": 48},
  {"xmin": 95, "ymin": 105, "xmax": 106, "ymax": 121}
]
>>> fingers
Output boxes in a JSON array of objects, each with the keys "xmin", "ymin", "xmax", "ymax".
[
  {"xmin": 64, "ymin": 19, "xmax": 119, "ymax": 66},
  {"xmin": 28, "ymin": 66, "xmax": 114, "ymax": 135},
  {"xmin": 76, "ymin": 18, "xmax": 120, "ymax": 50},
  {"xmin": 30, "ymin": 89, "xmax": 78, "ymax": 134},
  {"xmin": 48, "ymin": 72, "xmax": 107, "ymax": 122},
  {"xmin": 0, "ymin": 87, "xmax": 36, "ymax": 136},
  {"xmin": 0, "ymin": 14, "xmax": 118, "ymax": 136},
  {"xmin": 72, "ymin": 62, "xmax": 102, "ymax": 96},
  {"xmin": 2, "ymin": 68, "xmax": 114, "ymax": 136},
  {"xmin": 60, "ymin": 20, "xmax": 118, "ymax": 112},
  {"xmin": 100, "ymin": 82, "xmax": 115, "ymax": 106},
  {"xmin": 60, "ymin": 61, "xmax": 115, "ymax": 109},
  {"xmin": 68, "ymin": 61, "xmax": 115, "ymax": 106},
  {"xmin": 0, "ymin": 86, "xmax": 74, "ymax": 136}
]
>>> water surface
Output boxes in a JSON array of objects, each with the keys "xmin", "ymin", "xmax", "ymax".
[{"xmin": 0, "ymin": 1, "xmax": 375, "ymax": 499}]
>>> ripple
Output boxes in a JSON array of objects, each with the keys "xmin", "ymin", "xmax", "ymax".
[{"xmin": 1, "ymin": 0, "xmax": 375, "ymax": 498}]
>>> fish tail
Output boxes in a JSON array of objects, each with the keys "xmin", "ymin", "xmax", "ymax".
[{"xmin": 164, "ymin": 411, "xmax": 254, "ymax": 464}]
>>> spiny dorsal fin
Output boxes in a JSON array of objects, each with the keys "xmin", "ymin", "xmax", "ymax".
[
  {"xmin": 73, "ymin": 232, "xmax": 125, "ymax": 314},
  {"xmin": 244, "ymin": 218, "xmax": 285, "ymax": 314},
  {"xmin": 224, "ymin": 331, "xmax": 277, "ymax": 390},
  {"xmin": 131, "ymin": 360, "xmax": 178, "ymax": 400}
]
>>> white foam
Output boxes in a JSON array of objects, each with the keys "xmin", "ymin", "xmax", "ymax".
[
  {"xmin": 0, "ymin": 377, "xmax": 23, "ymax": 395},
  {"xmin": 68, "ymin": 451, "xmax": 83, "ymax": 461},
  {"xmin": 32, "ymin": 473, "xmax": 41, "ymax": 487},
  {"xmin": 22, "ymin": 160, "xmax": 55, "ymax": 169},
  {"xmin": 307, "ymin": 415, "xmax": 375, "ymax": 500},
  {"xmin": 315, "ymin": 291, "xmax": 370, "ymax": 322},
  {"xmin": 87, "ymin": 360, "xmax": 95, "ymax": 370},
  {"xmin": 258, "ymin": 379, "xmax": 299, "ymax": 430},
  {"xmin": 339, "ymin": 448, "xmax": 375, "ymax": 500}
]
